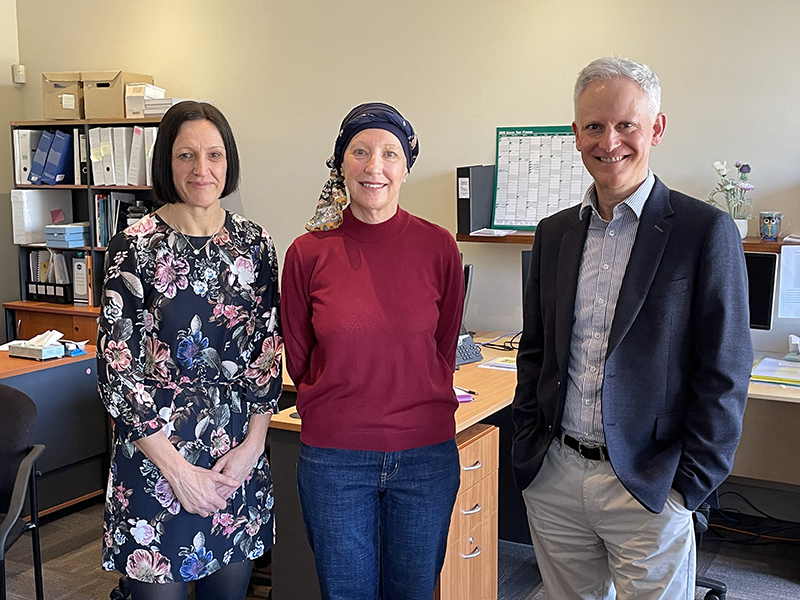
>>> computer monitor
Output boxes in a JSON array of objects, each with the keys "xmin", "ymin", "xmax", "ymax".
[
  {"xmin": 744, "ymin": 251, "xmax": 777, "ymax": 330},
  {"xmin": 463, "ymin": 264, "xmax": 473, "ymax": 323},
  {"xmin": 520, "ymin": 249, "xmax": 777, "ymax": 330}
]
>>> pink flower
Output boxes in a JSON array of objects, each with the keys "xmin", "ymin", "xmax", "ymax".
[
  {"xmin": 213, "ymin": 303, "xmax": 226, "ymax": 318},
  {"xmin": 154, "ymin": 477, "xmax": 181, "ymax": 515},
  {"xmin": 210, "ymin": 428, "xmax": 231, "ymax": 458},
  {"xmin": 144, "ymin": 336, "xmax": 171, "ymax": 382},
  {"xmin": 223, "ymin": 305, "xmax": 238, "ymax": 319},
  {"xmin": 126, "ymin": 216, "xmax": 157, "ymax": 238},
  {"xmin": 154, "ymin": 252, "xmax": 189, "ymax": 299},
  {"xmin": 245, "ymin": 515, "xmax": 262, "ymax": 537},
  {"xmin": 132, "ymin": 383, "xmax": 154, "ymax": 408},
  {"xmin": 130, "ymin": 519, "xmax": 156, "ymax": 545},
  {"xmin": 126, "ymin": 548, "xmax": 172, "ymax": 583},
  {"xmin": 245, "ymin": 337, "xmax": 283, "ymax": 388},
  {"xmin": 228, "ymin": 256, "xmax": 255, "ymax": 289},
  {"xmin": 143, "ymin": 311, "xmax": 155, "ymax": 332},
  {"xmin": 105, "ymin": 340, "xmax": 132, "ymax": 371},
  {"xmin": 212, "ymin": 512, "xmax": 239, "ymax": 536}
]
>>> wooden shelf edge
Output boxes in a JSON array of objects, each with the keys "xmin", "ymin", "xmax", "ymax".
[
  {"xmin": 456, "ymin": 233, "xmax": 534, "ymax": 245},
  {"xmin": 3, "ymin": 300, "xmax": 100, "ymax": 317},
  {"xmin": 12, "ymin": 117, "xmax": 162, "ymax": 127},
  {"xmin": 457, "ymin": 233, "xmax": 785, "ymax": 252}
]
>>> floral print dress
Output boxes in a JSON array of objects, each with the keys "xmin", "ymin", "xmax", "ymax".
[{"xmin": 97, "ymin": 211, "xmax": 282, "ymax": 584}]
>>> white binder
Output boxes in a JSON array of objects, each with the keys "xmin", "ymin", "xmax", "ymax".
[
  {"xmin": 14, "ymin": 129, "xmax": 43, "ymax": 185},
  {"xmin": 113, "ymin": 127, "xmax": 133, "ymax": 186},
  {"xmin": 88, "ymin": 128, "xmax": 106, "ymax": 186},
  {"xmin": 127, "ymin": 126, "xmax": 146, "ymax": 186},
  {"xmin": 100, "ymin": 127, "xmax": 116, "ymax": 186}
]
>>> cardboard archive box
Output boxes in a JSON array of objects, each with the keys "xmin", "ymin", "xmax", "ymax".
[
  {"xmin": 42, "ymin": 72, "xmax": 84, "ymax": 119},
  {"xmin": 83, "ymin": 71, "xmax": 154, "ymax": 119}
]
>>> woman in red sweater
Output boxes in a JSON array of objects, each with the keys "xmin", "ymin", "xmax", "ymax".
[{"xmin": 281, "ymin": 103, "xmax": 464, "ymax": 599}]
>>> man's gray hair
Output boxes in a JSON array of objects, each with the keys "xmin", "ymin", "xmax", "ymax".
[{"xmin": 574, "ymin": 57, "xmax": 661, "ymax": 119}]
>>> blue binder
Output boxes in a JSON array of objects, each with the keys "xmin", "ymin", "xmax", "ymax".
[
  {"xmin": 41, "ymin": 130, "xmax": 74, "ymax": 185},
  {"xmin": 27, "ymin": 130, "xmax": 54, "ymax": 184}
]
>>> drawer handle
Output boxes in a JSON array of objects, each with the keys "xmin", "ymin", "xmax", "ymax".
[
  {"xmin": 462, "ymin": 503, "xmax": 482, "ymax": 515},
  {"xmin": 462, "ymin": 460, "xmax": 482, "ymax": 472},
  {"xmin": 461, "ymin": 546, "xmax": 482, "ymax": 559}
]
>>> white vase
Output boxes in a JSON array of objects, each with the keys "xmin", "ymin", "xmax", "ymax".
[{"xmin": 734, "ymin": 218, "xmax": 748, "ymax": 239}]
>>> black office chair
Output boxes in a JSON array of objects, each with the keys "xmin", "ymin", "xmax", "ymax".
[
  {"xmin": 694, "ymin": 500, "xmax": 727, "ymax": 600},
  {"xmin": 0, "ymin": 383, "xmax": 45, "ymax": 600}
]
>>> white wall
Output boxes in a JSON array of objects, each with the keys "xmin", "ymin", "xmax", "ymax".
[
  {"xmin": 12, "ymin": 0, "xmax": 800, "ymax": 350},
  {"xmin": 0, "ymin": 0, "xmax": 22, "ymax": 342}
]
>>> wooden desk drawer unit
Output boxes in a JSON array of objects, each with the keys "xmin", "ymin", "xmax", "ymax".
[{"xmin": 438, "ymin": 423, "xmax": 499, "ymax": 600}]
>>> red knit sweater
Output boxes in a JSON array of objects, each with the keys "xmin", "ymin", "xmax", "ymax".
[{"xmin": 281, "ymin": 207, "xmax": 464, "ymax": 451}]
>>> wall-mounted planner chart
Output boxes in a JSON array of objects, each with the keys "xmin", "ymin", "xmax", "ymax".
[{"xmin": 492, "ymin": 126, "xmax": 594, "ymax": 230}]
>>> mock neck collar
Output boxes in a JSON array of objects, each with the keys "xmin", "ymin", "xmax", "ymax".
[{"xmin": 340, "ymin": 205, "xmax": 411, "ymax": 244}]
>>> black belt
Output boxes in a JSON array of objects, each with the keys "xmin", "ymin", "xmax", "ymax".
[{"xmin": 562, "ymin": 432, "xmax": 608, "ymax": 462}]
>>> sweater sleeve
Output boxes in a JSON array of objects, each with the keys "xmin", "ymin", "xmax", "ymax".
[
  {"xmin": 280, "ymin": 239, "xmax": 317, "ymax": 386},
  {"xmin": 434, "ymin": 232, "xmax": 464, "ymax": 370}
]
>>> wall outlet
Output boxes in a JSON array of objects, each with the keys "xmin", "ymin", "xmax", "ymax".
[{"xmin": 12, "ymin": 64, "xmax": 26, "ymax": 84}]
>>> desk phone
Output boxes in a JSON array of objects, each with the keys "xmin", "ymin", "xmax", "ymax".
[{"xmin": 456, "ymin": 324, "xmax": 483, "ymax": 366}]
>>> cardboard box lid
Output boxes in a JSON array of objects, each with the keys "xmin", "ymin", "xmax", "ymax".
[
  {"xmin": 82, "ymin": 70, "xmax": 152, "ymax": 84},
  {"xmin": 43, "ymin": 71, "xmax": 82, "ymax": 83}
]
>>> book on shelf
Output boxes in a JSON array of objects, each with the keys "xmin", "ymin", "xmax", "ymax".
[
  {"xmin": 144, "ymin": 127, "xmax": 158, "ymax": 186},
  {"xmin": 73, "ymin": 128, "xmax": 88, "ymax": 185},
  {"xmin": 112, "ymin": 127, "xmax": 134, "ymax": 187}
]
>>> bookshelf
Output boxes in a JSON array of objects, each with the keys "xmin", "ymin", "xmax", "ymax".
[{"xmin": 6, "ymin": 117, "xmax": 161, "ymax": 341}]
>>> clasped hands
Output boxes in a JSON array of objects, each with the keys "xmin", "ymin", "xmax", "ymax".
[{"xmin": 173, "ymin": 440, "xmax": 263, "ymax": 518}]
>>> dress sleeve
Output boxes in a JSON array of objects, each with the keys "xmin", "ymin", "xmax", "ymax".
[
  {"xmin": 97, "ymin": 232, "xmax": 171, "ymax": 444},
  {"xmin": 241, "ymin": 229, "xmax": 283, "ymax": 417},
  {"xmin": 280, "ymin": 239, "xmax": 316, "ymax": 387},
  {"xmin": 434, "ymin": 232, "xmax": 465, "ymax": 369}
]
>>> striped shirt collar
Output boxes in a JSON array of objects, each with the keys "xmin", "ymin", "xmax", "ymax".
[{"xmin": 579, "ymin": 169, "xmax": 655, "ymax": 220}]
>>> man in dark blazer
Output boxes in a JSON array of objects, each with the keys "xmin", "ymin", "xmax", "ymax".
[{"xmin": 512, "ymin": 57, "xmax": 753, "ymax": 599}]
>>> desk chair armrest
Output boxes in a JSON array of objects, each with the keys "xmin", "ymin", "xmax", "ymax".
[{"xmin": 0, "ymin": 444, "xmax": 45, "ymax": 548}]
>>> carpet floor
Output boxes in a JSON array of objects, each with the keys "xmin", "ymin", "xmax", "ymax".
[{"xmin": 6, "ymin": 500, "xmax": 800, "ymax": 600}]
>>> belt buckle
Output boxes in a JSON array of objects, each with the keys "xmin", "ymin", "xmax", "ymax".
[{"xmin": 578, "ymin": 441, "xmax": 605, "ymax": 462}]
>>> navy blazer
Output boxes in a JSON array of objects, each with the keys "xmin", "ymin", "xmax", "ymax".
[{"xmin": 511, "ymin": 177, "xmax": 753, "ymax": 513}]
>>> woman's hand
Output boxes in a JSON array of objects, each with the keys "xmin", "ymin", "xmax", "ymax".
[
  {"xmin": 134, "ymin": 431, "xmax": 238, "ymax": 518},
  {"xmin": 168, "ymin": 463, "xmax": 239, "ymax": 518},
  {"xmin": 211, "ymin": 413, "xmax": 272, "ymax": 500}
]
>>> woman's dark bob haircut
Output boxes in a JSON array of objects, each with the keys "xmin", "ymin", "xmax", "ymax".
[{"xmin": 151, "ymin": 101, "xmax": 240, "ymax": 204}]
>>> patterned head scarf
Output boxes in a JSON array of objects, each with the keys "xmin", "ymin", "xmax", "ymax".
[{"xmin": 305, "ymin": 102, "xmax": 419, "ymax": 232}]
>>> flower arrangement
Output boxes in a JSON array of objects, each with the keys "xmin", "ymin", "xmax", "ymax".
[{"xmin": 707, "ymin": 161, "xmax": 755, "ymax": 219}]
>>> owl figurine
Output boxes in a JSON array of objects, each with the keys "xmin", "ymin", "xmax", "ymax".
[{"xmin": 760, "ymin": 213, "xmax": 781, "ymax": 241}]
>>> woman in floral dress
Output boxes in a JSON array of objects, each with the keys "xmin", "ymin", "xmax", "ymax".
[{"xmin": 97, "ymin": 101, "xmax": 282, "ymax": 600}]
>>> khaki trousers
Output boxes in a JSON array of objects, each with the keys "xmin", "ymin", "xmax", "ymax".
[{"xmin": 521, "ymin": 436, "xmax": 695, "ymax": 600}]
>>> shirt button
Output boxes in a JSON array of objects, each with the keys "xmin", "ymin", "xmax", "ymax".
[
  {"xmin": 594, "ymin": 332, "xmax": 601, "ymax": 339},
  {"xmin": 590, "ymin": 365, "xmax": 597, "ymax": 373},
  {"xmin": 584, "ymin": 399, "xmax": 592, "ymax": 405},
  {"xmin": 603, "ymin": 264, "xmax": 609, "ymax": 270},
  {"xmin": 598, "ymin": 298, "xmax": 605, "ymax": 305},
  {"xmin": 609, "ymin": 230, "xmax": 615, "ymax": 237}
]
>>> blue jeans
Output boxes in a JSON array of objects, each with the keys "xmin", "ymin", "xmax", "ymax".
[{"xmin": 297, "ymin": 439, "xmax": 460, "ymax": 600}]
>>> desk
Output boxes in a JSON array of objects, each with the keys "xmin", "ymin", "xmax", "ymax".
[
  {"xmin": 270, "ymin": 340, "xmax": 517, "ymax": 600},
  {"xmin": 731, "ymin": 381, "xmax": 800, "ymax": 487},
  {"xmin": 0, "ymin": 348, "xmax": 108, "ymax": 515}
]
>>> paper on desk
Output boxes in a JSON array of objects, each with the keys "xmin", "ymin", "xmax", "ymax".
[
  {"xmin": 751, "ymin": 357, "xmax": 800, "ymax": 387},
  {"xmin": 470, "ymin": 228, "xmax": 517, "ymax": 236},
  {"xmin": 478, "ymin": 356, "xmax": 517, "ymax": 371},
  {"xmin": 779, "ymin": 246, "xmax": 800, "ymax": 319}
]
